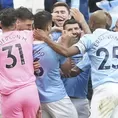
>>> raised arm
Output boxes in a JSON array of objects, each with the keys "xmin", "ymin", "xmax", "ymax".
[
  {"xmin": 33, "ymin": 29, "xmax": 80, "ymax": 57},
  {"xmin": 70, "ymin": 8, "xmax": 91, "ymax": 34}
]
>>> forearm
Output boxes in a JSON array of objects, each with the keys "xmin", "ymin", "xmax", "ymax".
[
  {"xmin": 33, "ymin": 29, "xmax": 80, "ymax": 56},
  {"xmin": 51, "ymin": 26, "xmax": 63, "ymax": 33},
  {"xmin": 44, "ymin": 37, "xmax": 70, "ymax": 57},
  {"xmin": 80, "ymin": 20, "xmax": 91, "ymax": 34}
]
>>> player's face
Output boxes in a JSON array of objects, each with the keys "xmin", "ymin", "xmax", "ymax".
[
  {"xmin": 113, "ymin": 20, "xmax": 118, "ymax": 32},
  {"xmin": 53, "ymin": 6, "xmax": 70, "ymax": 27},
  {"xmin": 65, "ymin": 23, "xmax": 81, "ymax": 39},
  {"xmin": 16, "ymin": 19, "xmax": 33, "ymax": 30}
]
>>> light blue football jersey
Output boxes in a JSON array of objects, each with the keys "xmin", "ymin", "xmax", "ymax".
[
  {"xmin": 51, "ymin": 31, "xmax": 62, "ymax": 41},
  {"xmin": 62, "ymin": 53, "xmax": 90, "ymax": 98},
  {"xmin": 74, "ymin": 29, "xmax": 118, "ymax": 88},
  {"xmin": 76, "ymin": 53, "xmax": 91, "ymax": 71},
  {"xmin": 33, "ymin": 41, "xmax": 67, "ymax": 103}
]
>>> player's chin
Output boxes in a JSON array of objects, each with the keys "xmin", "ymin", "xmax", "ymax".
[
  {"xmin": 72, "ymin": 35, "xmax": 78, "ymax": 39},
  {"xmin": 57, "ymin": 21, "xmax": 64, "ymax": 27}
]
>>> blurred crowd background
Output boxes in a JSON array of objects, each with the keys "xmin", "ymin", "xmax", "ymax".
[{"xmin": 0, "ymin": 0, "xmax": 118, "ymax": 28}]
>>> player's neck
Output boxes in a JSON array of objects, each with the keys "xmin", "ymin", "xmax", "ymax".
[
  {"xmin": 34, "ymin": 30, "xmax": 49, "ymax": 41},
  {"xmin": 2, "ymin": 26, "xmax": 16, "ymax": 33}
]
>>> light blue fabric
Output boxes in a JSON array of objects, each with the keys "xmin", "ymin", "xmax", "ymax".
[
  {"xmin": 75, "ymin": 29, "xmax": 118, "ymax": 88},
  {"xmin": 71, "ymin": 0, "xmax": 89, "ymax": 22},
  {"xmin": 62, "ymin": 53, "xmax": 90, "ymax": 98},
  {"xmin": 71, "ymin": 0, "xmax": 80, "ymax": 10},
  {"xmin": 58, "ymin": 0, "xmax": 66, "ymax": 2},
  {"xmin": 51, "ymin": 32, "xmax": 62, "ymax": 41},
  {"xmin": 33, "ymin": 42, "xmax": 67, "ymax": 103},
  {"xmin": 96, "ymin": 0, "xmax": 118, "ymax": 11},
  {"xmin": 96, "ymin": 0, "xmax": 118, "ymax": 28},
  {"xmin": 76, "ymin": 53, "xmax": 91, "ymax": 71}
]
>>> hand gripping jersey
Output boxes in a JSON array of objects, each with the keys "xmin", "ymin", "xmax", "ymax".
[{"xmin": 62, "ymin": 53, "xmax": 90, "ymax": 98}]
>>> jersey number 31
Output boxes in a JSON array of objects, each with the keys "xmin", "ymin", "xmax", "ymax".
[{"xmin": 2, "ymin": 43, "xmax": 25, "ymax": 68}]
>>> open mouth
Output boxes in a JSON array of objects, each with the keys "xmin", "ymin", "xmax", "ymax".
[
  {"xmin": 57, "ymin": 17, "xmax": 65, "ymax": 22},
  {"xmin": 57, "ymin": 19, "xmax": 65, "ymax": 22}
]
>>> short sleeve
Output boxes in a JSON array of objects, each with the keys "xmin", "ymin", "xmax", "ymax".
[
  {"xmin": 73, "ymin": 34, "xmax": 93, "ymax": 54},
  {"xmin": 76, "ymin": 53, "xmax": 91, "ymax": 71}
]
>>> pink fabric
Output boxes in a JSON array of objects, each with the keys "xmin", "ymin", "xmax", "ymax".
[
  {"xmin": 0, "ymin": 95, "xmax": 1, "ymax": 114},
  {"xmin": 0, "ymin": 30, "xmax": 36, "ymax": 95},
  {"xmin": 1, "ymin": 84, "xmax": 41, "ymax": 118}
]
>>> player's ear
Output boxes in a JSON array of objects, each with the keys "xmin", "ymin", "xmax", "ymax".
[
  {"xmin": 46, "ymin": 21, "xmax": 52, "ymax": 33},
  {"xmin": 0, "ymin": 21, "xmax": 2, "ymax": 29},
  {"xmin": 45, "ymin": 25, "xmax": 48, "ymax": 32},
  {"xmin": 68, "ymin": 14, "xmax": 71, "ymax": 20},
  {"xmin": 14, "ymin": 22, "xmax": 17, "ymax": 30},
  {"xmin": 16, "ymin": 19, "xmax": 20, "ymax": 25},
  {"xmin": 15, "ymin": 19, "xmax": 20, "ymax": 29},
  {"xmin": 106, "ymin": 23, "xmax": 110, "ymax": 30},
  {"xmin": 47, "ymin": 25, "xmax": 51, "ymax": 32}
]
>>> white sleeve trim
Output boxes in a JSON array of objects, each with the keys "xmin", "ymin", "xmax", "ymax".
[{"xmin": 73, "ymin": 42, "xmax": 86, "ymax": 54}]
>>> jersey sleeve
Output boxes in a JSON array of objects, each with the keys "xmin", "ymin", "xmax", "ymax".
[
  {"xmin": 76, "ymin": 53, "xmax": 91, "ymax": 71},
  {"xmin": 58, "ymin": 54, "xmax": 67, "ymax": 65},
  {"xmin": 73, "ymin": 34, "xmax": 93, "ymax": 54}
]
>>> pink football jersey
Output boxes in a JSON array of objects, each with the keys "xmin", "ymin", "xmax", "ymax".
[{"xmin": 0, "ymin": 30, "xmax": 36, "ymax": 95}]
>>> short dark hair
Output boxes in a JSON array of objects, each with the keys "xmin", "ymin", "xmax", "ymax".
[
  {"xmin": 52, "ymin": 2, "xmax": 70, "ymax": 13},
  {"xmin": 1, "ymin": 8, "xmax": 17, "ymax": 27},
  {"xmin": 15, "ymin": 7, "xmax": 34, "ymax": 20},
  {"xmin": 0, "ymin": 8, "xmax": 6, "ymax": 21},
  {"xmin": 63, "ymin": 19, "xmax": 81, "ymax": 30},
  {"xmin": 34, "ymin": 10, "xmax": 52, "ymax": 30}
]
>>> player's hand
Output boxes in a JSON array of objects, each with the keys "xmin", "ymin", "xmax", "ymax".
[
  {"xmin": 61, "ymin": 73, "xmax": 71, "ymax": 78},
  {"xmin": 70, "ymin": 66, "xmax": 81, "ymax": 77},
  {"xmin": 71, "ymin": 59, "xmax": 76, "ymax": 68},
  {"xmin": 61, "ymin": 60, "xmax": 76, "ymax": 78},
  {"xmin": 51, "ymin": 26, "xmax": 63, "ymax": 32},
  {"xmin": 80, "ymin": 30, "xmax": 85, "ymax": 37},
  {"xmin": 60, "ymin": 69, "xmax": 71, "ymax": 78},
  {"xmin": 60, "ymin": 30, "xmax": 75, "ymax": 47},
  {"xmin": 52, "ymin": 13, "xmax": 64, "ymax": 22},
  {"xmin": 33, "ymin": 60, "xmax": 40, "ymax": 72},
  {"xmin": 70, "ymin": 8, "xmax": 85, "ymax": 24},
  {"xmin": 33, "ymin": 29, "xmax": 49, "ymax": 41},
  {"xmin": 62, "ymin": 30, "xmax": 79, "ymax": 47},
  {"xmin": 36, "ymin": 107, "xmax": 42, "ymax": 118},
  {"xmin": 70, "ymin": 8, "xmax": 91, "ymax": 34}
]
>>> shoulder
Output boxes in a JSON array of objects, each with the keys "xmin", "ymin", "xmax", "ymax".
[{"xmin": 20, "ymin": 30, "xmax": 33, "ymax": 35}]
